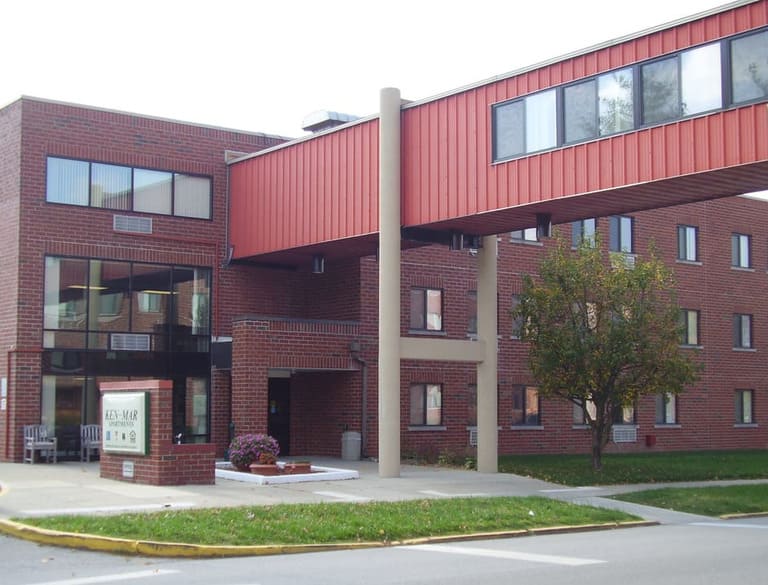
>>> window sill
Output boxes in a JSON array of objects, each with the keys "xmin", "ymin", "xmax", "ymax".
[
  {"xmin": 654, "ymin": 424, "xmax": 682, "ymax": 429},
  {"xmin": 572, "ymin": 424, "xmax": 590, "ymax": 430},
  {"xmin": 509, "ymin": 239, "xmax": 543, "ymax": 247},
  {"xmin": 730, "ymin": 266, "xmax": 755, "ymax": 272},
  {"xmin": 680, "ymin": 344, "xmax": 703, "ymax": 350},
  {"xmin": 408, "ymin": 425, "xmax": 446, "ymax": 432},
  {"xmin": 407, "ymin": 330, "xmax": 447, "ymax": 337},
  {"xmin": 733, "ymin": 423, "xmax": 758, "ymax": 428},
  {"xmin": 675, "ymin": 259, "xmax": 702, "ymax": 266},
  {"xmin": 510, "ymin": 425, "xmax": 544, "ymax": 431},
  {"xmin": 733, "ymin": 347, "xmax": 757, "ymax": 353}
]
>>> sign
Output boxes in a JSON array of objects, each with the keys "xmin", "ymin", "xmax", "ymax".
[{"xmin": 102, "ymin": 392, "xmax": 149, "ymax": 455}]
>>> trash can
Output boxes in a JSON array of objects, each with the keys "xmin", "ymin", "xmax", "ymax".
[{"xmin": 341, "ymin": 431, "xmax": 361, "ymax": 461}]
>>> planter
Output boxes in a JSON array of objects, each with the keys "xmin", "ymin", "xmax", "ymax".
[
  {"xmin": 284, "ymin": 461, "xmax": 312, "ymax": 475},
  {"xmin": 249, "ymin": 463, "xmax": 280, "ymax": 475}
]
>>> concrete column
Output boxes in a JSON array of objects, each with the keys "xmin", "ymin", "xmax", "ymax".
[
  {"xmin": 378, "ymin": 87, "xmax": 402, "ymax": 478},
  {"xmin": 476, "ymin": 235, "xmax": 498, "ymax": 473}
]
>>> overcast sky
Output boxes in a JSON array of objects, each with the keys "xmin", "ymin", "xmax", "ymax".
[{"xmin": 2, "ymin": 0, "xmax": 733, "ymax": 138}]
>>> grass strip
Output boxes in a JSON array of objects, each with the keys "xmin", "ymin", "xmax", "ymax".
[
  {"xmin": 612, "ymin": 484, "xmax": 768, "ymax": 517},
  {"xmin": 499, "ymin": 450, "xmax": 768, "ymax": 486},
  {"xmin": 17, "ymin": 497, "xmax": 637, "ymax": 546}
]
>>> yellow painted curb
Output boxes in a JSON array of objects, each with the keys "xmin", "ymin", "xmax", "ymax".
[{"xmin": 0, "ymin": 518, "xmax": 658, "ymax": 558}]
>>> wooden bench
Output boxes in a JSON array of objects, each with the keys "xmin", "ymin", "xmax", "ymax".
[
  {"xmin": 80, "ymin": 424, "xmax": 102, "ymax": 462},
  {"xmin": 23, "ymin": 425, "xmax": 57, "ymax": 464}
]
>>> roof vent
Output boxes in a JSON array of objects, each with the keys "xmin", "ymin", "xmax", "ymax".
[{"xmin": 301, "ymin": 110, "xmax": 358, "ymax": 133}]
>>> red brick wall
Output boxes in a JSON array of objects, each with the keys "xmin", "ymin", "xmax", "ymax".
[
  {"xmin": 2, "ymin": 97, "xmax": 283, "ymax": 461},
  {"xmin": 0, "ymin": 100, "xmax": 23, "ymax": 459}
]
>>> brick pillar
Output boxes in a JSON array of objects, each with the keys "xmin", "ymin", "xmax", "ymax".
[{"xmin": 231, "ymin": 320, "xmax": 269, "ymax": 437}]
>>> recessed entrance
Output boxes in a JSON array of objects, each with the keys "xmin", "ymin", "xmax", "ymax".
[{"xmin": 268, "ymin": 377, "xmax": 291, "ymax": 455}]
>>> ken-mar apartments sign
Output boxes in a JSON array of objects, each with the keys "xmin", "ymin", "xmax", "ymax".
[{"xmin": 102, "ymin": 392, "xmax": 149, "ymax": 455}]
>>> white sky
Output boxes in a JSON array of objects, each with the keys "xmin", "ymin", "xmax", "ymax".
[{"xmin": 1, "ymin": 0, "xmax": 734, "ymax": 138}]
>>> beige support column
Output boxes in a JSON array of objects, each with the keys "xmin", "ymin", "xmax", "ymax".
[
  {"xmin": 378, "ymin": 87, "xmax": 402, "ymax": 478},
  {"xmin": 476, "ymin": 235, "xmax": 498, "ymax": 473}
]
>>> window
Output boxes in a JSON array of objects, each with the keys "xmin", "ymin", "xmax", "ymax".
[
  {"xmin": 573, "ymin": 399, "xmax": 597, "ymax": 425},
  {"xmin": 614, "ymin": 405, "xmax": 636, "ymax": 425},
  {"xmin": 511, "ymin": 228, "xmax": 538, "ymax": 242},
  {"xmin": 410, "ymin": 288, "xmax": 443, "ymax": 331},
  {"xmin": 410, "ymin": 383, "xmax": 442, "ymax": 426},
  {"xmin": 467, "ymin": 291, "xmax": 477, "ymax": 335},
  {"xmin": 735, "ymin": 389, "xmax": 754, "ymax": 424},
  {"xmin": 642, "ymin": 43, "xmax": 722, "ymax": 125},
  {"xmin": 572, "ymin": 218, "xmax": 596, "ymax": 248},
  {"xmin": 510, "ymin": 294, "xmax": 523, "ymax": 339},
  {"xmin": 493, "ymin": 89, "xmax": 556, "ymax": 159},
  {"xmin": 731, "ymin": 233, "xmax": 751, "ymax": 268},
  {"xmin": 677, "ymin": 225, "xmax": 698, "ymax": 262},
  {"xmin": 679, "ymin": 309, "xmax": 700, "ymax": 346},
  {"xmin": 609, "ymin": 216, "xmax": 634, "ymax": 253},
  {"xmin": 565, "ymin": 68, "xmax": 634, "ymax": 143},
  {"xmin": 656, "ymin": 393, "xmax": 678, "ymax": 424},
  {"xmin": 467, "ymin": 384, "xmax": 477, "ymax": 426},
  {"xmin": 46, "ymin": 157, "xmax": 212, "ymax": 219},
  {"xmin": 733, "ymin": 314, "xmax": 753, "ymax": 349},
  {"xmin": 512, "ymin": 385, "xmax": 540, "ymax": 426},
  {"xmin": 731, "ymin": 30, "xmax": 768, "ymax": 105},
  {"xmin": 43, "ymin": 256, "xmax": 210, "ymax": 351},
  {"xmin": 492, "ymin": 29, "xmax": 765, "ymax": 162}
]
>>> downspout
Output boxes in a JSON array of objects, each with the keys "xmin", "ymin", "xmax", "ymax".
[{"xmin": 350, "ymin": 346, "xmax": 368, "ymax": 458}]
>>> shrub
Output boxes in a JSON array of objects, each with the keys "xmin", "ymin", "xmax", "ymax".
[{"xmin": 228, "ymin": 434, "xmax": 280, "ymax": 469}]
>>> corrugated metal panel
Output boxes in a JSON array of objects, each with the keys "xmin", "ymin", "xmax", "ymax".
[
  {"xmin": 229, "ymin": 119, "xmax": 379, "ymax": 260},
  {"xmin": 401, "ymin": 1, "xmax": 768, "ymax": 228}
]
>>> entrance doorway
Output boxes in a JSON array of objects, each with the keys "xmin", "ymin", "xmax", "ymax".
[{"xmin": 267, "ymin": 377, "xmax": 290, "ymax": 455}]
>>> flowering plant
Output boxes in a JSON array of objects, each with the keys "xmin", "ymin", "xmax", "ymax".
[{"xmin": 228, "ymin": 433, "xmax": 280, "ymax": 469}]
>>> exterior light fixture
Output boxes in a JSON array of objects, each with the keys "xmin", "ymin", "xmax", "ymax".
[{"xmin": 312, "ymin": 254, "xmax": 325, "ymax": 274}]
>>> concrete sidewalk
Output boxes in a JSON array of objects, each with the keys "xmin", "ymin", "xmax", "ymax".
[
  {"xmin": 3, "ymin": 457, "xmax": 761, "ymax": 524},
  {"xmin": 0, "ymin": 458, "xmax": 560, "ymax": 520}
]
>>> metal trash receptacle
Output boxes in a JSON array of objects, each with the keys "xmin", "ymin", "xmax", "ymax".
[{"xmin": 341, "ymin": 431, "xmax": 361, "ymax": 460}]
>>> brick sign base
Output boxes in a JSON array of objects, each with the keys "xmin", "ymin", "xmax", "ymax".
[{"xmin": 99, "ymin": 380, "xmax": 215, "ymax": 485}]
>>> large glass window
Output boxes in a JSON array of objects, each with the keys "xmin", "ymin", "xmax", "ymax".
[
  {"xmin": 46, "ymin": 157, "xmax": 212, "ymax": 219},
  {"xmin": 493, "ymin": 90, "xmax": 556, "ymax": 159},
  {"xmin": 731, "ymin": 30, "xmax": 768, "ymax": 104},
  {"xmin": 409, "ymin": 383, "xmax": 442, "ymax": 426}
]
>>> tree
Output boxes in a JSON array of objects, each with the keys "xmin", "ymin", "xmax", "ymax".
[{"xmin": 513, "ymin": 238, "xmax": 699, "ymax": 471}]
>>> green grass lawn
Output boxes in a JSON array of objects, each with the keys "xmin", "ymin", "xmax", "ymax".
[
  {"xmin": 613, "ymin": 484, "xmax": 768, "ymax": 517},
  {"xmin": 498, "ymin": 450, "xmax": 768, "ymax": 486},
  {"xmin": 18, "ymin": 497, "xmax": 638, "ymax": 546}
]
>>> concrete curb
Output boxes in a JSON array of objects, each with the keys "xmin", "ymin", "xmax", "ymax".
[
  {"xmin": 0, "ymin": 518, "xmax": 658, "ymax": 558},
  {"xmin": 720, "ymin": 511, "xmax": 768, "ymax": 519}
]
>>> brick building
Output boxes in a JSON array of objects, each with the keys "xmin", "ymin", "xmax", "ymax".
[{"xmin": 2, "ymin": 0, "xmax": 768, "ymax": 464}]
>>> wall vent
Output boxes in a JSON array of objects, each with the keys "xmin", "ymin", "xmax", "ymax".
[
  {"xmin": 114, "ymin": 215, "xmax": 152, "ymax": 234},
  {"xmin": 111, "ymin": 333, "xmax": 151, "ymax": 352},
  {"xmin": 612, "ymin": 425, "xmax": 638, "ymax": 443}
]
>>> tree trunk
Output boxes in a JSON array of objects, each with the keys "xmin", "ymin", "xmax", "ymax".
[{"xmin": 591, "ymin": 427, "xmax": 603, "ymax": 471}]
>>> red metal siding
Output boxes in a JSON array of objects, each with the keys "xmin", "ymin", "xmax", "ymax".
[
  {"xmin": 229, "ymin": 119, "xmax": 379, "ymax": 260},
  {"xmin": 401, "ymin": 0, "xmax": 768, "ymax": 229}
]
